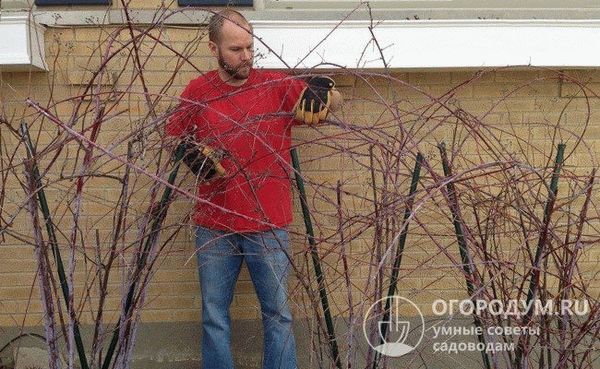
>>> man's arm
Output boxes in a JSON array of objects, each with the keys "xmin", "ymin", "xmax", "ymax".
[
  {"xmin": 164, "ymin": 106, "xmax": 227, "ymax": 181},
  {"xmin": 329, "ymin": 87, "xmax": 343, "ymax": 113}
]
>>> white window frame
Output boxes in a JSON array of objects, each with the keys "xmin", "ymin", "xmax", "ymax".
[
  {"xmin": 248, "ymin": 0, "xmax": 600, "ymax": 69},
  {"xmin": 254, "ymin": 0, "xmax": 599, "ymax": 11},
  {"xmin": 251, "ymin": 19, "xmax": 600, "ymax": 69}
]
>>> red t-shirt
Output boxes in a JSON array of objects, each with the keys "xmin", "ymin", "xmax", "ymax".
[{"xmin": 166, "ymin": 69, "xmax": 306, "ymax": 232}]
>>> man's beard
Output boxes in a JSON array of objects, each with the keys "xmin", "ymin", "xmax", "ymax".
[{"xmin": 218, "ymin": 53, "xmax": 251, "ymax": 80}]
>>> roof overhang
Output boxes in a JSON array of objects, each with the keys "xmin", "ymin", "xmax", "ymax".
[{"xmin": 253, "ymin": 19, "xmax": 600, "ymax": 70}]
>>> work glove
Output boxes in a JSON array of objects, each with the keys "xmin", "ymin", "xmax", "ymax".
[
  {"xmin": 177, "ymin": 138, "xmax": 227, "ymax": 181},
  {"xmin": 294, "ymin": 76, "xmax": 336, "ymax": 125}
]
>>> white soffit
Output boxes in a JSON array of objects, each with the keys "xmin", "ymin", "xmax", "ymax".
[
  {"xmin": 0, "ymin": 14, "xmax": 47, "ymax": 71},
  {"xmin": 252, "ymin": 20, "xmax": 600, "ymax": 70}
]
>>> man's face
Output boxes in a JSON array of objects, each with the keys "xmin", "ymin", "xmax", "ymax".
[{"xmin": 210, "ymin": 19, "xmax": 254, "ymax": 81}]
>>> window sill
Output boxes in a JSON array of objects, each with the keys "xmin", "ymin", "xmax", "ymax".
[
  {"xmin": 0, "ymin": 14, "xmax": 47, "ymax": 71},
  {"xmin": 252, "ymin": 19, "xmax": 600, "ymax": 70}
]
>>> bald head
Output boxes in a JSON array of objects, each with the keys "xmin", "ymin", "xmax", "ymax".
[
  {"xmin": 208, "ymin": 9, "xmax": 252, "ymax": 44},
  {"xmin": 207, "ymin": 9, "xmax": 254, "ymax": 85}
]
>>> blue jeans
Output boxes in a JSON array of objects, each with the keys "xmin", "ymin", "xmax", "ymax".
[{"xmin": 195, "ymin": 226, "xmax": 298, "ymax": 369}]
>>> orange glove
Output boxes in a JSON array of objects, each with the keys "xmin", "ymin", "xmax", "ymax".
[
  {"xmin": 178, "ymin": 138, "xmax": 227, "ymax": 181},
  {"xmin": 294, "ymin": 76, "xmax": 335, "ymax": 125}
]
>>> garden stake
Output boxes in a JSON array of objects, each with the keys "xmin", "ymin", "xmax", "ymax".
[
  {"xmin": 291, "ymin": 147, "xmax": 343, "ymax": 369},
  {"xmin": 20, "ymin": 122, "xmax": 90, "ymax": 369},
  {"xmin": 372, "ymin": 152, "xmax": 423, "ymax": 369},
  {"xmin": 514, "ymin": 143, "xmax": 566, "ymax": 368},
  {"xmin": 439, "ymin": 142, "xmax": 492, "ymax": 369},
  {"xmin": 102, "ymin": 143, "xmax": 186, "ymax": 369}
]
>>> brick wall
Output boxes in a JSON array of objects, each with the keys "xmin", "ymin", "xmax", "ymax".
[{"xmin": 1, "ymin": 22, "xmax": 598, "ymax": 327}]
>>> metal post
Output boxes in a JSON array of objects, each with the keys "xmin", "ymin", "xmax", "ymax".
[
  {"xmin": 514, "ymin": 143, "xmax": 566, "ymax": 368},
  {"xmin": 102, "ymin": 143, "xmax": 186, "ymax": 369},
  {"xmin": 372, "ymin": 153, "xmax": 423, "ymax": 369},
  {"xmin": 438, "ymin": 142, "xmax": 492, "ymax": 369},
  {"xmin": 291, "ymin": 147, "xmax": 343, "ymax": 369},
  {"xmin": 20, "ymin": 122, "xmax": 90, "ymax": 369}
]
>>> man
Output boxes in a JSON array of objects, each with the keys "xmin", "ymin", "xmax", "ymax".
[{"xmin": 166, "ymin": 9, "xmax": 342, "ymax": 369}]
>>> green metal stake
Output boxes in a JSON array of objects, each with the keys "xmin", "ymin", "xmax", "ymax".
[
  {"xmin": 290, "ymin": 148, "xmax": 343, "ymax": 369},
  {"xmin": 20, "ymin": 122, "xmax": 90, "ymax": 369},
  {"xmin": 102, "ymin": 143, "xmax": 186, "ymax": 369},
  {"xmin": 514, "ymin": 143, "xmax": 566, "ymax": 368},
  {"xmin": 372, "ymin": 152, "xmax": 423, "ymax": 369},
  {"xmin": 438, "ymin": 142, "xmax": 492, "ymax": 369}
]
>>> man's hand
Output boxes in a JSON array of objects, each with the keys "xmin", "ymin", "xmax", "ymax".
[
  {"xmin": 176, "ymin": 138, "xmax": 228, "ymax": 181},
  {"xmin": 294, "ymin": 76, "xmax": 337, "ymax": 125}
]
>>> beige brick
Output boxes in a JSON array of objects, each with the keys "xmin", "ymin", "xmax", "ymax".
[
  {"xmin": 451, "ymin": 70, "xmax": 491, "ymax": 84},
  {"xmin": 122, "ymin": 0, "xmax": 177, "ymax": 9},
  {"xmin": 2, "ymin": 260, "xmax": 39, "ymax": 273},
  {"xmin": 230, "ymin": 306, "xmax": 261, "ymax": 320},
  {"xmin": 49, "ymin": 28, "xmax": 77, "ymax": 43},
  {"xmin": 560, "ymin": 80, "xmax": 600, "ymax": 99},
  {"xmin": 233, "ymin": 293, "xmax": 260, "ymax": 307},
  {"xmin": 329, "ymin": 74, "xmax": 356, "ymax": 88},
  {"xmin": 0, "ymin": 287, "xmax": 39, "ymax": 300},
  {"xmin": 164, "ymin": 28, "xmax": 209, "ymax": 43},
  {"xmin": 69, "ymin": 40, "xmax": 105, "ymax": 58},
  {"xmin": 499, "ymin": 98, "xmax": 539, "ymax": 112},
  {"xmin": 408, "ymin": 72, "xmax": 452, "ymax": 85},
  {"xmin": 0, "ymin": 313, "xmax": 44, "ymax": 327},
  {"xmin": 3, "ymin": 27, "xmax": 600, "ymax": 330},
  {"xmin": 233, "ymin": 280, "xmax": 256, "ymax": 294},
  {"xmin": 561, "ymin": 69, "xmax": 600, "ymax": 83},
  {"xmin": 143, "ymin": 55, "xmax": 210, "ymax": 72},
  {"xmin": 74, "ymin": 27, "xmax": 115, "ymax": 42},
  {"xmin": 494, "ymin": 70, "xmax": 540, "ymax": 82}
]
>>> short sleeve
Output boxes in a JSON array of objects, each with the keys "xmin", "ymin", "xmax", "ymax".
[
  {"xmin": 165, "ymin": 81, "xmax": 202, "ymax": 137},
  {"xmin": 278, "ymin": 75, "xmax": 306, "ymax": 112}
]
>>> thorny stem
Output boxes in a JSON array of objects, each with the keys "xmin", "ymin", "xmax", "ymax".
[
  {"xmin": 439, "ymin": 142, "xmax": 493, "ymax": 369},
  {"xmin": 515, "ymin": 144, "xmax": 566, "ymax": 369},
  {"xmin": 19, "ymin": 122, "xmax": 90, "ymax": 369}
]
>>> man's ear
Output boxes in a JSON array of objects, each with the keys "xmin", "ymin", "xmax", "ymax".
[{"xmin": 208, "ymin": 41, "xmax": 218, "ymax": 57}]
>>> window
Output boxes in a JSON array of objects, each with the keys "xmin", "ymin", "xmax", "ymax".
[
  {"xmin": 35, "ymin": 0, "xmax": 111, "ymax": 5},
  {"xmin": 261, "ymin": 0, "xmax": 446, "ymax": 10},
  {"xmin": 178, "ymin": 0, "xmax": 252, "ymax": 6}
]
